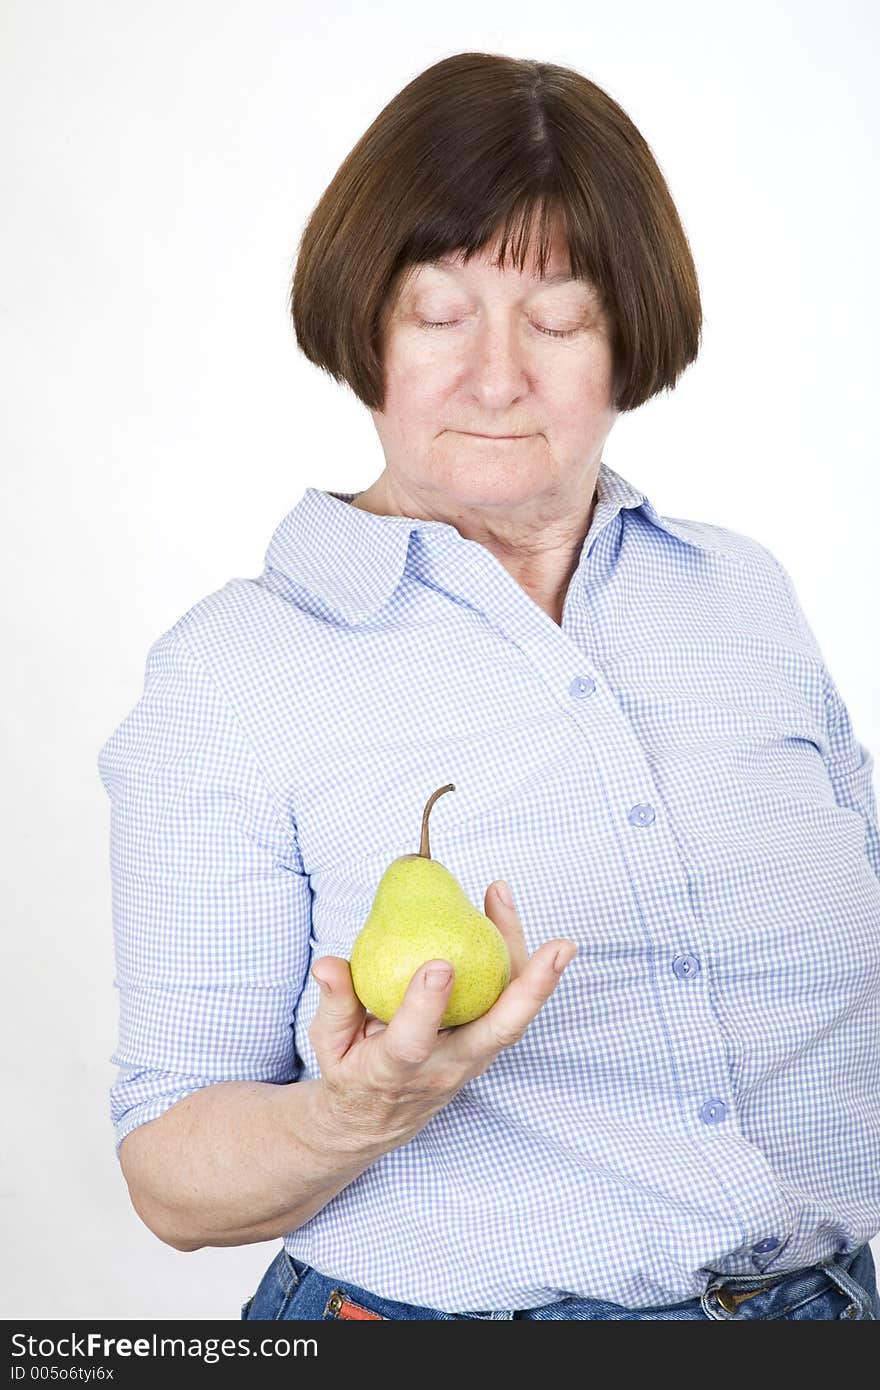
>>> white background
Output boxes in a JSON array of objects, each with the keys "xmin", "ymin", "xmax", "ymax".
[{"xmin": 1, "ymin": 0, "xmax": 878, "ymax": 1320}]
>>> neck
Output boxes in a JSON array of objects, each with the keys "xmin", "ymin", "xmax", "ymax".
[{"xmin": 350, "ymin": 471, "xmax": 600, "ymax": 628}]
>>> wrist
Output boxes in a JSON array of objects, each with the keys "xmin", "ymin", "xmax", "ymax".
[{"xmin": 302, "ymin": 1078, "xmax": 393, "ymax": 1165}]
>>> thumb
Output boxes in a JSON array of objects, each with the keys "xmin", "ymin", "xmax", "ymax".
[
  {"xmin": 484, "ymin": 880, "xmax": 529, "ymax": 977},
  {"xmin": 309, "ymin": 956, "xmax": 366, "ymax": 1065}
]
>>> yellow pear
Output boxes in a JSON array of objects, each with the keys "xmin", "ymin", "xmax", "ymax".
[{"xmin": 350, "ymin": 784, "xmax": 512, "ymax": 1027}]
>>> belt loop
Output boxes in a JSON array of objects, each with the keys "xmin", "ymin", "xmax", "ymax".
[{"xmin": 818, "ymin": 1254, "xmax": 874, "ymax": 1320}]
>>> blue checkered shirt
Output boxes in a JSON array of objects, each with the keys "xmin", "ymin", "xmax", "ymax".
[{"xmin": 98, "ymin": 461, "xmax": 880, "ymax": 1312}]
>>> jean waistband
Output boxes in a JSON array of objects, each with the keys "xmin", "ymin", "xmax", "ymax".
[
  {"xmin": 702, "ymin": 1245, "xmax": 871, "ymax": 1320},
  {"xmin": 706, "ymin": 1244, "xmax": 859, "ymax": 1292}
]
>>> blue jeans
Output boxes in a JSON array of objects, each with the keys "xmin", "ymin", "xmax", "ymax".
[{"xmin": 241, "ymin": 1242, "xmax": 880, "ymax": 1320}]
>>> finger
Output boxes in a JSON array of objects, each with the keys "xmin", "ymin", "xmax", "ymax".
[
  {"xmin": 380, "ymin": 958, "xmax": 455, "ymax": 1068},
  {"xmin": 309, "ymin": 956, "xmax": 368, "ymax": 1066},
  {"xmin": 483, "ymin": 881, "xmax": 529, "ymax": 977},
  {"xmin": 446, "ymin": 939, "xmax": 578, "ymax": 1065}
]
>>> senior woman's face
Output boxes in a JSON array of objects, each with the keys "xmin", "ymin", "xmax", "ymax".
[{"xmin": 366, "ymin": 227, "xmax": 618, "ymax": 534}]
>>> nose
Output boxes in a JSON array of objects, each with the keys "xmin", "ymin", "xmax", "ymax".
[{"xmin": 464, "ymin": 315, "xmax": 529, "ymax": 408}]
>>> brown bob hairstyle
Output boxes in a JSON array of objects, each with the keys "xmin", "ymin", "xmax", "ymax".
[{"xmin": 290, "ymin": 51, "xmax": 702, "ymax": 414}]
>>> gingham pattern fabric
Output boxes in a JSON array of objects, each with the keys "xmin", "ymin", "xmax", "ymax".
[{"xmin": 97, "ymin": 460, "xmax": 880, "ymax": 1313}]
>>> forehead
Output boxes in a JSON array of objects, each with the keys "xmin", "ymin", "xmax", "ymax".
[
  {"xmin": 421, "ymin": 255, "xmax": 578, "ymax": 285},
  {"xmin": 401, "ymin": 250, "xmax": 588, "ymax": 298}
]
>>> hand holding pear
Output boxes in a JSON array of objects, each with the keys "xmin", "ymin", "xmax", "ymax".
[{"xmin": 306, "ymin": 795, "xmax": 579, "ymax": 1157}]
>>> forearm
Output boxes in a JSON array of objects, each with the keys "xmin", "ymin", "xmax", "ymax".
[{"xmin": 119, "ymin": 1078, "xmax": 390, "ymax": 1252}]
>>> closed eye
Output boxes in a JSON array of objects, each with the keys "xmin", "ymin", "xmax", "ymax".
[{"xmin": 417, "ymin": 319, "xmax": 578, "ymax": 339}]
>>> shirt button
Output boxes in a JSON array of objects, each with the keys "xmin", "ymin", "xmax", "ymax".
[
  {"xmin": 699, "ymin": 1099, "xmax": 728, "ymax": 1125},
  {"xmin": 628, "ymin": 804, "xmax": 655, "ymax": 826},
  {"xmin": 569, "ymin": 675, "xmax": 596, "ymax": 698},
  {"xmin": 672, "ymin": 954, "xmax": 701, "ymax": 980},
  {"xmin": 752, "ymin": 1238, "xmax": 780, "ymax": 1254}
]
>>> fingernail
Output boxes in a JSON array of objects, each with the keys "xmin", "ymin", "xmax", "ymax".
[
  {"xmin": 497, "ymin": 881, "xmax": 513, "ymax": 907},
  {"xmin": 552, "ymin": 948, "xmax": 575, "ymax": 974},
  {"xmin": 425, "ymin": 967, "xmax": 452, "ymax": 990},
  {"xmin": 313, "ymin": 972, "xmax": 332, "ymax": 993}
]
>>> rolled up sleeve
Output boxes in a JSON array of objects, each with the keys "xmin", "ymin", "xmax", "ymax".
[{"xmin": 97, "ymin": 629, "xmax": 313, "ymax": 1158}]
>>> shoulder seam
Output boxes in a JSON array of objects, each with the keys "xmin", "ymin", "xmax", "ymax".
[{"xmin": 657, "ymin": 514, "xmax": 761, "ymax": 569}]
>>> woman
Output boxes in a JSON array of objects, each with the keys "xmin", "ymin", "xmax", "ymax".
[{"xmin": 98, "ymin": 52, "xmax": 880, "ymax": 1320}]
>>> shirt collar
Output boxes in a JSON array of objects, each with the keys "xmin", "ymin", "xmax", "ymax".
[{"xmin": 263, "ymin": 460, "xmax": 722, "ymax": 626}]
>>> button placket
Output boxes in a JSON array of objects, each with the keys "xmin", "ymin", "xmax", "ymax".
[{"xmin": 427, "ymin": 564, "xmax": 752, "ymax": 1216}]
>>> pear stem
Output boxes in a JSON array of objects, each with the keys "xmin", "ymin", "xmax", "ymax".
[{"xmin": 419, "ymin": 783, "xmax": 455, "ymax": 858}]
